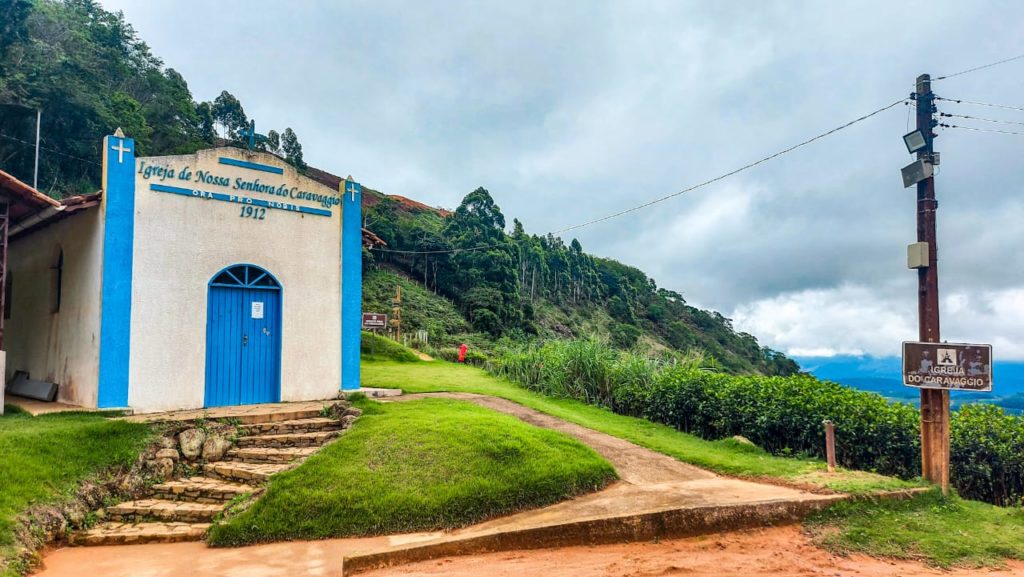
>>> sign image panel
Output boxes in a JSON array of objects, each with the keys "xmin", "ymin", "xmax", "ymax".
[
  {"xmin": 902, "ymin": 341, "xmax": 993, "ymax": 392},
  {"xmin": 362, "ymin": 313, "xmax": 387, "ymax": 329}
]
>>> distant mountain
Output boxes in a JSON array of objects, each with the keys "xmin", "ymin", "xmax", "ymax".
[{"xmin": 795, "ymin": 355, "xmax": 1024, "ymax": 411}]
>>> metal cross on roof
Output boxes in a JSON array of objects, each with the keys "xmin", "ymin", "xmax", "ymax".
[{"xmin": 238, "ymin": 120, "xmax": 266, "ymax": 151}]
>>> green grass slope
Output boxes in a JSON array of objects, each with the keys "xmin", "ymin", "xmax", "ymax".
[
  {"xmin": 363, "ymin": 267, "xmax": 490, "ymax": 350},
  {"xmin": 207, "ymin": 397, "xmax": 616, "ymax": 545},
  {"xmin": 0, "ymin": 407, "xmax": 152, "ymax": 577},
  {"xmin": 361, "ymin": 359, "xmax": 918, "ymax": 493},
  {"xmin": 808, "ymin": 489, "xmax": 1024, "ymax": 568}
]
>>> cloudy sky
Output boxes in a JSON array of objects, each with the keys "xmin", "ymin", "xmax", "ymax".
[{"xmin": 99, "ymin": 0, "xmax": 1024, "ymax": 359}]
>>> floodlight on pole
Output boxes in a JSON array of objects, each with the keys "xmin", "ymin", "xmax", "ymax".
[{"xmin": 903, "ymin": 129, "xmax": 927, "ymax": 154}]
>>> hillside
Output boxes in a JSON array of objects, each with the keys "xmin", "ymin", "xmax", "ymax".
[
  {"xmin": 362, "ymin": 188, "xmax": 798, "ymax": 376},
  {"xmin": 1, "ymin": 0, "xmax": 793, "ymax": 376}
]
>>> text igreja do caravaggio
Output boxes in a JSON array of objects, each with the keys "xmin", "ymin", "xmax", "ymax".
[{"xmin": 137, "ymin": 160, "xmax": 341, "ymax": 209}]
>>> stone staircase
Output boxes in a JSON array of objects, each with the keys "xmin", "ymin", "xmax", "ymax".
[{"xmin": 73, "ymin": 415, "xmax": 349, "ymax": 546}]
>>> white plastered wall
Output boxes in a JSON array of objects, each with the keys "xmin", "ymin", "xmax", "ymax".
[
  {"xmin": 5, "ymin": 209, "xmax": 104, "ymax": 407},
  {"xmin": 128, "ymin": 148, "xmax": 341, "ymax": 412}
]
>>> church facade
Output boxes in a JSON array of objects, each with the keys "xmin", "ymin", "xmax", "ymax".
[{"xmin": 4, "ymin": 132, "xmax": 363, "ymax": 412}]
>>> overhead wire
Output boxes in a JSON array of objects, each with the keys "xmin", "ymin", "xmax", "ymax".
[
  {"xmin": 935, "ymin": 96, "xmax": 1024, "ymax": 113},
  {"xmin": 934, "ymin": 53, "xmax": 1024, "ymax": 81},
  {"xmin": 0, "ymin": 132, "xmax": 101, "ymax": 166},
  {"xmin": 371, "ymin": 98, "xmax": 908, "ymax": 255},
  {"xmin": 939, "ymin": 123, "xmax": 1024, "ymax": 136},
  {"xmin": 939, "ymin": 112, "xmax": 1024, "ymax": 127}
]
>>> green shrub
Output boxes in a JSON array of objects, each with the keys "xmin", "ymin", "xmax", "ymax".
[
  {"xmin": 614, "ymin": 367, "xmax": 921, "ymax": 478},
  {"xmin": 437, "ymin": 347, "xmax": 489, "ymax": 367},
  {"xmin": 950, "ymin": 403, "xmax": 1024, "ymax": 505},
  {"xmin": 360, "ymin": 332, "xmax": 420, "ymax": 362}
]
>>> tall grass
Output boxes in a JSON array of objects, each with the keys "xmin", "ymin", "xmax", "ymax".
[{"xmin": 488, "ymin": 339, "xmax": 707, "ymax": 409}]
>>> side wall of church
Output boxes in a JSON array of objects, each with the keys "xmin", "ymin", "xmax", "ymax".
[{"xmin": 6, "ymin": 209, "xmax": 103, "ymax": 407}]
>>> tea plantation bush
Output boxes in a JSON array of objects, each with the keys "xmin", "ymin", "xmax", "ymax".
[
  {"xmin": 613, "ymin": 367, "xmax": 922, "ymax": 479},
  {"xmin": 489, "ymin": 339, "xmax": 1024, "ymax": 505},
  {"xmin": 950, "ymin": 404, "xmax": 1024, "ymax": 505}
]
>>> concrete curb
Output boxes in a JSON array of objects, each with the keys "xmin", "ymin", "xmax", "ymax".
[{"xmin": 339, "ymin": 495, "xmax": 847, "ymax": 576}]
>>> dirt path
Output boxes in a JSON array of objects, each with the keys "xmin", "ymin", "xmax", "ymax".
[
  {"xmin": 30, "ymin": 393, "xmax": 938, "ymax": 577},
  {"xmin": 362, "ymin": 525, "xmax": 1024, "ymax": 577}
]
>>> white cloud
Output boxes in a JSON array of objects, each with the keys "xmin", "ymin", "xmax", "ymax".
[{"xmin": 734, "ymin": 286, "xmax": 1024, "ymax": 360}]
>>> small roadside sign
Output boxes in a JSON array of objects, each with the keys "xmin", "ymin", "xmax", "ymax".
[
  {"xmin": 362, "ymin": 313, "xmax": 387, "ymax": 330},
  {"xmin": 902, "ymin": 341, "xmax": 992, "ymax": 392}
]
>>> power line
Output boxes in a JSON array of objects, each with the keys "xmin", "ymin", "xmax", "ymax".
[
  {"xmin": 934, "ymin": 53, "xmax": 1024, "ymax": 81},
  {"xmin": 939, "ymin": 112, "xmax": 1024, "ymax": 126},
  {"xmin": 939, "ymin": 122, "xmax": 1024, "ymax": 136},
  {"xmin": 551, "ymin": 98, "xmax": 907, "ymax": 235},
  {"xmin": 372, "ymin": 97, "xmax": 908, "ymax": 255},
  {"xmin": 0, "ymin": 133, "xmax": 101, "ymax": 166},
  {"xmin": 935, "ymin": 96, "xmax": 1024, "ymax": 113}
]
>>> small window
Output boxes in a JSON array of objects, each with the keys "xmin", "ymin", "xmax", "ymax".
[
  {"xmin": 3, "ymin": 271, "xmax": 11, "ymax": 320},
  {"xmin": 50, "ymin": 249, "xmax": 63, "ymax": 314}
]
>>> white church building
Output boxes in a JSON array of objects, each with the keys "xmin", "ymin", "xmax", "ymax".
[{"xmin": 3, "ymin": 131, "xmax": 364, "ymax": 413}]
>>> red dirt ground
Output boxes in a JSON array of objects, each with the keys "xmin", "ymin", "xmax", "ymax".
[{"xmin": 364, "ymin": 525, "xmax": 1024, "ymax": 577}]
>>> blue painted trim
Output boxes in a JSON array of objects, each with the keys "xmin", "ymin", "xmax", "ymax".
[
  {"xmin": 150, "ymin": 183, "xmax": 332, "ymax": 217},
  {"xmin": 97, "ymin": 135, "xmax": 136, "ymax": 409},
  {"xmin": 341, "ymin": 180, "xmax": 362, "ymax": 391},
  {"xmin": 218, "ymin": 157, "xmax": 284, "ymax": 174},
  {"xmin": 209, "ymin": 263, "xmax": 283, "ymax": 287}
]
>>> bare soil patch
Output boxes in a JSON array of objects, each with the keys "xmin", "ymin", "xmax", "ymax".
[{"xmin": 364, "ymin": 525, "xmax": 1024, "ymax": 577}]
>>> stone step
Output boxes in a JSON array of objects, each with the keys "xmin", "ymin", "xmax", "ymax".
[
  {"xmin": 107, "ymin": 499, "xmax": 224, "ymax": 523},
  {"xmin": 226, "ymin": 446, "xmax": 317, "ymax": 464},
  {"xmin": 239, "ymin": 417, "xmax": 343, "ymax": 436},
  {"xmin": 150, "ymin": 476, "xmax": 256, "ymax": 503},
  {"xmin": 203, "ymin": 460, "xmax": 290, "ymax": 484},
  {"xmin": 72, "ymin": 521, "xmax": 210, "ymax": 546},
  {"xmin": 236, "ymin": 429, "xmax": 341, "ymax": 449}
]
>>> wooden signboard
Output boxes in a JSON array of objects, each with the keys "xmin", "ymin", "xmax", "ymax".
[{"xmin": 902, "ymin": 341, "xmax": 992, "ymax": 392}]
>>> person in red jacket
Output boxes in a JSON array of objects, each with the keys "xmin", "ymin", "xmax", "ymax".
[{"xmin": 457, "ymin": 343, "xmax": 468, "ymax": 363}]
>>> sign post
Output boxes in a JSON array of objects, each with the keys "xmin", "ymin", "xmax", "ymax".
[{"xmin": 361, "ymin": 313, "xmax": 387, "ymax": 331}]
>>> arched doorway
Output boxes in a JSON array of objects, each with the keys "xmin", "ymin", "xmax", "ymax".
[{"xmin": 204, "ymin": 264, "xmax": 282, "ymax": 407}]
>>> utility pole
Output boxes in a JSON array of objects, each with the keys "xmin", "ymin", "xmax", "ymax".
[
  {"xmin": 33, "ymin": 109, "xmax": 41, "ymax": 190},
  {"xmin": 913, "ymin": 74, "xmax": 949, "ymax": 493}
]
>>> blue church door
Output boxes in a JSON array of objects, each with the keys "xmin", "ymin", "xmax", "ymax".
[{"xmin": 204, "ymin": 264, "xmax": 282, "ymax": 407}]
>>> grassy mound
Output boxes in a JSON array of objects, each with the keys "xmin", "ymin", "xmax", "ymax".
[
  {"xmin": 207, "ymin": 398, "xmax": 616, "ymax": 545},
  {"xmin": 807, "ymin": 489, "xmax": 1024, "ymax": 568},
  {"xmin": 362, "ymin": 359, "xmax": 917, "ymax": 493},
  {"xmin": 0, "ymin": 407, "xmax": 152, "ymax": 576},
  {"xmin": 360, "ymin": 331, "xmax": 421, "ymax": 362}
]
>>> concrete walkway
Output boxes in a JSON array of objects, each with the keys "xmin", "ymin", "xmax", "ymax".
[
  {"xmin": 33, "ymin": 393, "xmax": 845, "ymax": 577},
  {"xmin": 5, "ymin": 394, "xmax": 94, "ymax": 415}
]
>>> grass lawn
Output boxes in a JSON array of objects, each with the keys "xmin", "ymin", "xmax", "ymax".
[
  {"xmin": 362, "ymin": 358, "xmax": 919, "ymax": 494},
  {"xmin": 207, "ymin": 397, "xmax": 616, "ymax": 546},
  {"xmin": 0, "ymin": 405, "xmax": 152, "ymax": 577},
  {"xmin": 807, "ymin": 489, "xmax": 1024, "ymax": 568}
]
